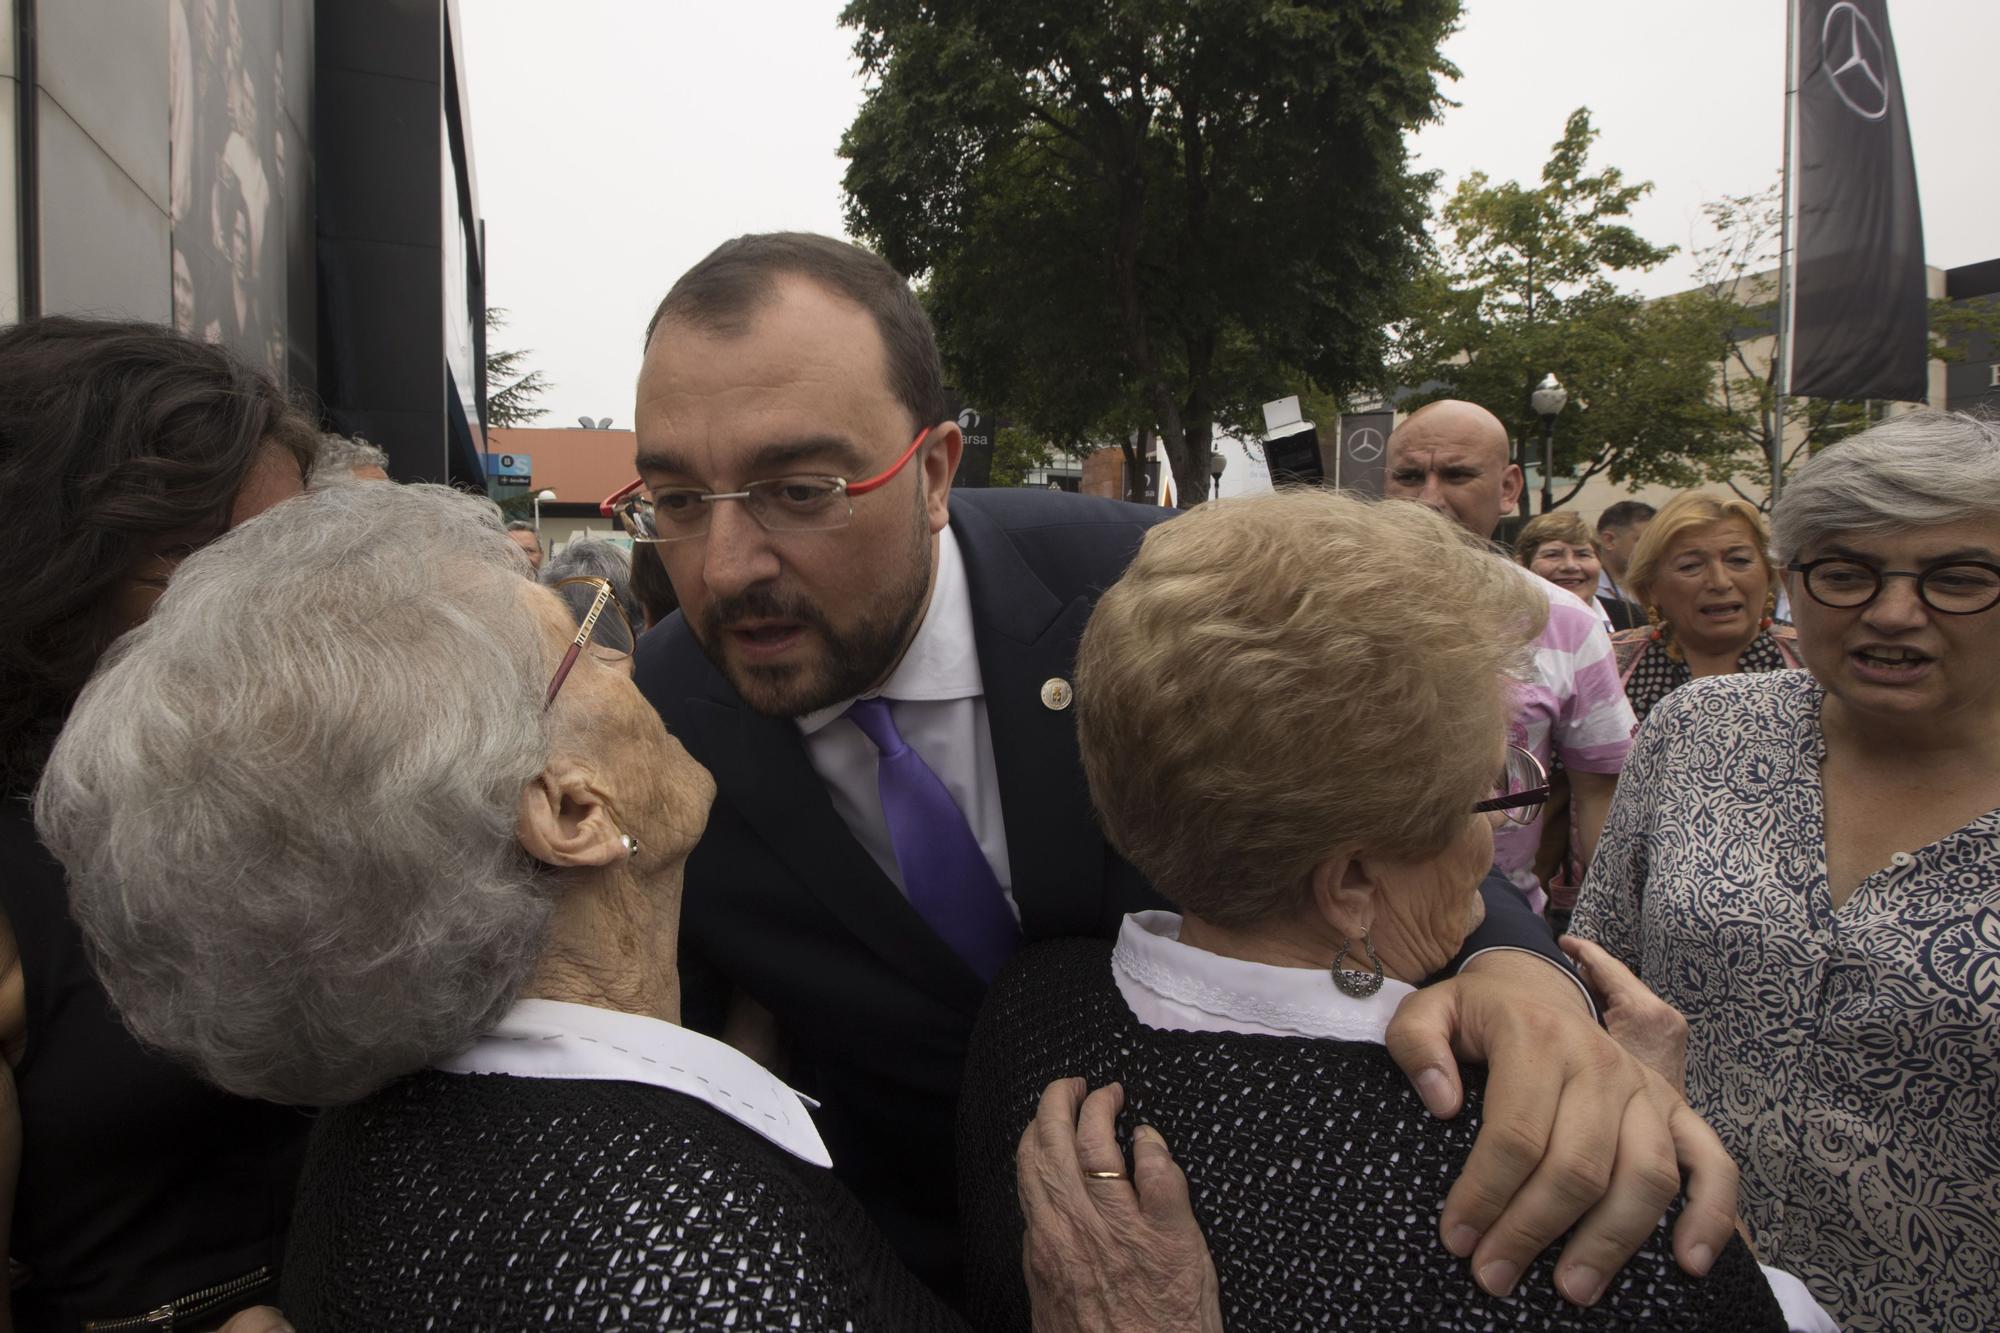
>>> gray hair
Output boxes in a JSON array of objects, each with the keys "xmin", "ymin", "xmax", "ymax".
[
  {"xmin": 35, "ymin": 482, "xmax": 560, "ymax": 1105},
  {"xmin": 1772, "ymin": 410, "xmax": 2000, "ymax": 565},
  {"xmin": 308, "ymin": 432, "xmax": 390, "ymax": 483},
  {"xmin": 540, "ymin": 538, "xmax": 635, "ymax": 614}
]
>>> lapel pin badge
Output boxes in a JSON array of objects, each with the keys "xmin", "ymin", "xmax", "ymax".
[{"xmin": 1040, "ymin": 677, "xmax": 1074, "ymax": 711}]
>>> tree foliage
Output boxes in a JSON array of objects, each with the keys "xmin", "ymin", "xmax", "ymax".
[
  {"xmin": 1393, "ymin": 109, "xmax": 1736, "ymax": 513},
  {"xmin": 485, "ymin": 307, "xmax": 553, "ymax": 428},
  {"xmin": 840, "ymin": 0, "xmax": 1460, "ymax": 505},
  {"xmin": 988, "ymin": 424, "xmax": 1055, "ymax": 488}
]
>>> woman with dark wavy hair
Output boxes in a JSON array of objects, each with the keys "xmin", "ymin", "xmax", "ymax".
[{"xmin": 0, "ymin": 317, "xmax": 319, "ymax": 1330}]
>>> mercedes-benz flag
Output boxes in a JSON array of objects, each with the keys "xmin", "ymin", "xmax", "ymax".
[{"xmin": 1788, "ymin": 0, "xmax": 1928, "ymax": 402}]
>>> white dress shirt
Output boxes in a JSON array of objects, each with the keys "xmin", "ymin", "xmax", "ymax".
[
  {"xmin": 436, "ymin": 997, "xmax": 832, "ymax": 1168},
  {"xmin": 1110, "ymin": 911, "xmax": 1836, "ymax": 1333},
  {"xmin": 796, "ymin": 527, "xmax": 1017, "ymax": 914}
]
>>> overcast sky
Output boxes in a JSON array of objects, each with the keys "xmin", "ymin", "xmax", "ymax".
[{"xmin": 460, "ymin": 0, "xmax": 1997, "ymax": 431}]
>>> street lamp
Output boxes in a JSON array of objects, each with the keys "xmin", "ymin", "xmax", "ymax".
[
  {"xmin": 1530, "ymin": 373, "xmax": 1568, "ymax": 513},
  {"xmin": 1208, "ymin": 449, "xmax": 1228, "ymax": 500},
  {"xmin": 532, "ymin": 488, "xmax": 557, "ymax": 533}
]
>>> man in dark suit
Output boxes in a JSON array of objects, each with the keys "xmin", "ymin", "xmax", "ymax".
[{"xmin": 629, "ymin": 233, "xmax": 1738, "ymax": 1309}]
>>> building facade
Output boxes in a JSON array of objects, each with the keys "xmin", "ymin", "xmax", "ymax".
[{"xmin": 5, "ymin": 0, "xmax": 486, "ymax": 486}]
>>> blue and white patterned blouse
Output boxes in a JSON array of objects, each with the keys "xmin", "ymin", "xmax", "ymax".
[{"xmin": 1571, "ymin": 670, "xmax": 2000, "ymax": 1333}]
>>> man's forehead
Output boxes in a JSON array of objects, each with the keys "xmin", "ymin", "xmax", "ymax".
[
  {"xmin": 1388, "ymin": 439, "xmax": 1498, "ymax": 469},
  {"xmin": 637, "ymin": 292, "xmax": 894, "ymax": 441}
]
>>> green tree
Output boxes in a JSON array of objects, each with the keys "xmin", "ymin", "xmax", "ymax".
[
  {"xmin": 485, "ymin": 307, "xmax": 553, "ymax": 427},
  {"xmin": 987, "ymin": 424, "xmax": 1054, "ymax": 488},
  {"xmin": 1393, "ymin": 109, "xmax": 1735, "ymax": 513},
  {"xmin": 840, "ymin": 0, "xmax": 1460, "ymax": 506}
]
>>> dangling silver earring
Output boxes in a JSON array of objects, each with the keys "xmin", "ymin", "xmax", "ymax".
[
  {"xmin": 1331, "ymin": 932, "xmax": 1384, "ymax": 998},
  {"xmin": 618, "ymin": 834, "xmax": 640, "ymax": 859}
]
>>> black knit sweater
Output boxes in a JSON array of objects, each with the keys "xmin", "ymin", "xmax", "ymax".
[
  {"xmin": 281, "ymin": 1070, "xmax": 966, "ymax": 1331},
  {"xmin": 959, "ymin": 939, "xmax": 1787, "ymax": 1333}
]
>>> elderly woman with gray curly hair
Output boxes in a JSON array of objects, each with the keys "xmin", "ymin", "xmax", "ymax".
[
  {"xmin": 35, "ymin": 481, "xmax": 1218, "ymax": 1332},
  {"xmin": 1568, "ymin": 410, "xmax": 2000, "ymax": 1332}
]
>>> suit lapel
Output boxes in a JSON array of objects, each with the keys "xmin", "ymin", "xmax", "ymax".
[
  {"xmin": 681, "ymin": 694, "xmax": 986, "ymax": 1012},
  {"xmin": 951, "ymin": 499, "xmax": 1113, "ymax": 939}
]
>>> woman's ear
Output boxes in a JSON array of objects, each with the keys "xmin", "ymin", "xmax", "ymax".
[
  {"xmin": 516, "ymin": 759, "xmax": 626, "ymax": 868},
  {"xmin": 1308, "ymin": 852, "xmax": 1382, "ymax": 942}
]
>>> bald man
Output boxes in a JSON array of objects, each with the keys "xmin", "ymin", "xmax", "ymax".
[
  {"xmin": 1383, "ymin": 400, "xmax": 1524, "ymax": 537},
  {"xmin": 1385, "ymin": 401, "xmax": 1636, "ymax": 914}
]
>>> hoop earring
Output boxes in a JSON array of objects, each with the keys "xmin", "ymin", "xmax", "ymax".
[
  {"xmin": 1331, "ymin": 932, "xmax": 1385, "ymax": 998},
  {"xmin": 1646, "ymin": 605, "xmax": 1683, "ymax": 662}
]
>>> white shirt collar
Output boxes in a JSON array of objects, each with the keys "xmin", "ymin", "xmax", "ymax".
[
  {"xmin": 1112, "ymin": 910, "xmax": 1416, "ymax": 1044},
  {"xmin": 435, "ymin": 997, "xmax": 832, "ymax": 1168},
  {"xmin": 797, "ymin": 526, "xmax": 983, "ymax": 737}
]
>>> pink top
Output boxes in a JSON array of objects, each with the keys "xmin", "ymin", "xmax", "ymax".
[{"xmin": 1491, "ymin": 570, "xmax": 1636, "ymax": 904}]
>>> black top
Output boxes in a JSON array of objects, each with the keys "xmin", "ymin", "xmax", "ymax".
[
  {"xmin": 959, "ymin": 939, "xmax": 1787, "ymax": 1333},
  {"xmin": 282, "ymin": 1069, "xmax": 966, "ymax": 1332},
  {"xmin": 0, "ymin": 797, "xmax": 308, "ymax": 1330},
  {"xmin": 1611, "ymin": 627, "xmax": 1801, "ymax": 724},
  {"xmin": 637, "ymin": 488, "xmax": 1597, "ymax": 1297}
]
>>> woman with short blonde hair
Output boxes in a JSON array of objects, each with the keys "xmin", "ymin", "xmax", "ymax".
[
  {"xmin": 1514, "ymin": 510, "xmax": 1642, "ymax": 630},
  {"xmin": 1611, "ymin": 492, "xmax": 1798, "ymax": 722},
  {"xmin": 961, "ymin": 490, "xmax": 1825, "ymax": 1330}
]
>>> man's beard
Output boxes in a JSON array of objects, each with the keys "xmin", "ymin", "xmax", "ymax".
[{"xmin": 694, "ymin": 507, "xmax": 933, "ymax": 719}]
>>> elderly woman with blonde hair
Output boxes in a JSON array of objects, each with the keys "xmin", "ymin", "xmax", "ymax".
[
  {"xmin": 1609, "ymin": 492, "xmax": 1800, "ymax": 722},
  {"xmin": 959, "ymin": 490, "xmax": 1830, "ymax": 1331}
]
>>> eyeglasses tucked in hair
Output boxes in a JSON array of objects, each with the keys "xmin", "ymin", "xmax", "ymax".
[
  {"xmin": 603, "ymin": 425, "xmax": 931, "ymax": 544},
  {"xmin": 1472, "ymin": 745, "xmax": 1550, "ymax": 827},
  {"xmin": 544, "ymin": 577, "xmax": 636, "ymax": 710},
  {"xmin": 1787, "ymin": 557, "xmax": 2000, "ymax": 615}
]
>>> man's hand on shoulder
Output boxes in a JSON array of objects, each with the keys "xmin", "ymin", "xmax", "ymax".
[{"xmin": 1384, "ymin": 950, "xmax": 1738, "ymax": 1308}]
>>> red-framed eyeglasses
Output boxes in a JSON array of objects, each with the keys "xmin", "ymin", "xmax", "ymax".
[{"xmin": 601, "ymin": 425, "xmax": 932, "ymax": 543}]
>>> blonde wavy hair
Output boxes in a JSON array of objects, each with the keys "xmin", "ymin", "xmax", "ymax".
[
  {"xmin": 1623, "ymin": 492, "xmax": 1773, "ymax": 605},
  {"xmin": 1076, "ymin": 490, "xmax": 1547, "ymax": 927}
]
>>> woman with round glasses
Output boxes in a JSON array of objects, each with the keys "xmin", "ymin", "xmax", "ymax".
[
  {"xmin": 1570, "ymin": 410, "xmax": 2000, "ymax": 1331},
  {"xmin": 960, "ymin": 491, "xmax": 1826, "ymax": 1330},
  {"xmin": 1604, "ymin": 492, "xmax": 1801, "ymax": 725}
]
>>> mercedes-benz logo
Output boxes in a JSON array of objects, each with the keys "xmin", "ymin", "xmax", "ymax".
[
  {"xmin": 956, "ymin": 408, "xmax": 982, "ymax": 431},
  {"xmin": 1345, "ymin": 427, "xmax": 1384, "ymax": 463},
  {"xmin": 1823, "ymin": 2, "xmax": 1890, "ymax": 122}
]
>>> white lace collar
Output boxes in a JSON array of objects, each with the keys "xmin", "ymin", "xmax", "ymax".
[
  {"xmin": 435, "ymin": 998, "xmax": 832, "ymax": 1168},
  {"xmin": 1111, "ymin": 910, "xmax": 1416, "ymax": 1044}
]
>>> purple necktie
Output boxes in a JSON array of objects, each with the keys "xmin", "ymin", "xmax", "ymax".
[{"xmin": 845, "ymin": 697, "xmax": 1021, "ymax": 982}]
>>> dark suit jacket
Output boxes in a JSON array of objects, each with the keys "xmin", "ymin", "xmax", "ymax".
[
  {"xmin": 635, "ymin": 487, "xmax": 1575, "ymax": 1297},
  {"xmin": 1598, "ymin": 595, "xmax": 1645, "ymax": 632}
]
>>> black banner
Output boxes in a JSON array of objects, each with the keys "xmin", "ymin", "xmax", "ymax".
[
  {"xmin": 1790, "ymin": 0, "xmax": 1928, "ymax": 402},
  {"xmin": 1336, "ymin": 413, "xmax": 1393, "ymax": 497}
]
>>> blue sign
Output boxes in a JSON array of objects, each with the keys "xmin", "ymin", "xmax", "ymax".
[{"xmin": 485, "ymin": 453, "xmax": 531, "ymax": 487}]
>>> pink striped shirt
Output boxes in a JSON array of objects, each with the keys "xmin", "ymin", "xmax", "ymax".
[{"xmin": 1492, "ymin": 569, "xmax": 1635, "ymax": 902}]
